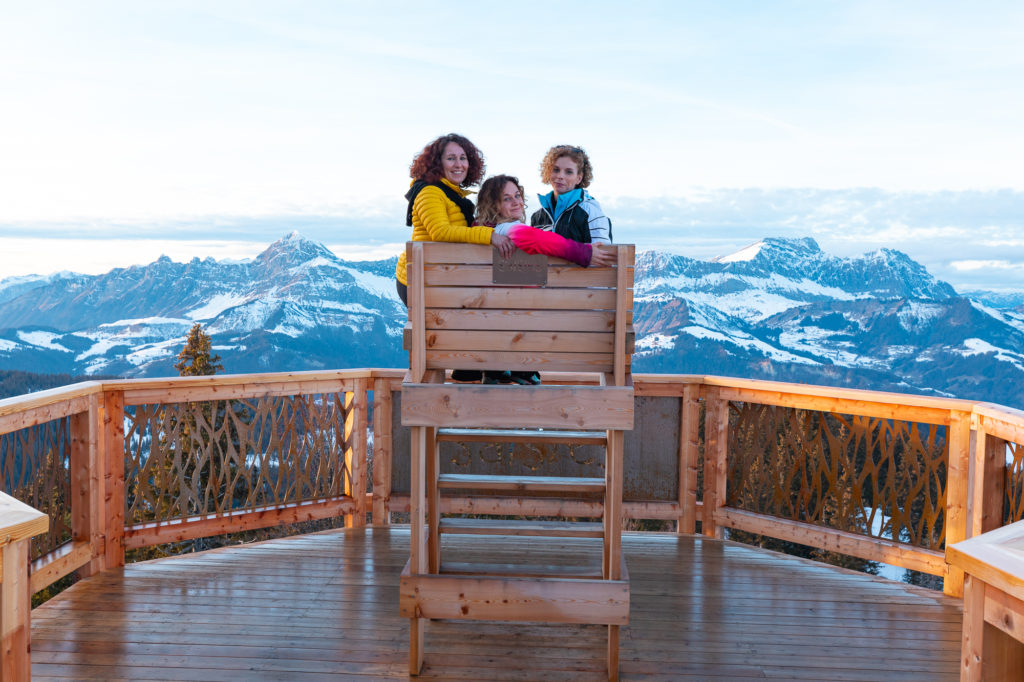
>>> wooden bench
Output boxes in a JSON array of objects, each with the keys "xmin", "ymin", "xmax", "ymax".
[{"xmin": 399, "ymin": 241, "xmax": 635, "ymax": 680}]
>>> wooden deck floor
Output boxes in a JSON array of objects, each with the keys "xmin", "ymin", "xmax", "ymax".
[{"xmin": 29, "ymin": 527, "xmax": 962, "ymax": 681}]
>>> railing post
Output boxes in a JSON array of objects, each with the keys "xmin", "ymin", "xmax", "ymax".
[
  {"xmin": 967, "ymin": 419, "xmax": 1007, "ymax": 538},
  {"xmin": 70, "ymin": 397, "xmax": 102, "ymax": 577},
  {"xmin": 345, "ymin": 379, "xmax": 369, "ymax": 528},
  {"xmin": 702, "ymin": 387, "xmax": 729, "ymax": 539},
  {"xmin": 1, "ymin": 538, "xmax": 32, "ymax": 682},
  {"xmin": 1, "ymin": 493, "xmax": 48, "ymax": 682},
  {"xmin": 101, "ymin": 390, "xmax": 126, "ymax": 569},
  {"xmin": 678, "ymin": 383, "xmax": 700, "ymax": 534},
  {"xmin": 371, "ymin": 377, "xmax": 394, "ymax": 526},
  {"xmin": 944, "ymin": 409, "xmax": 971, "ymax": 597}
]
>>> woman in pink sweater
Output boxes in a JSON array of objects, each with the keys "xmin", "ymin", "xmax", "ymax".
[{"xmin": 474, "ymin": 175, "xmax": 616, "ymax": 268}]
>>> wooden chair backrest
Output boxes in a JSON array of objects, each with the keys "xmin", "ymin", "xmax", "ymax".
[{"xmin": 405, "ymin": 242, "xmax": 635, "ymax": 386}]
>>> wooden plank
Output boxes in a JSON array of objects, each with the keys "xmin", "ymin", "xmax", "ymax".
[
  {"xmin": 613, "ymin": 244, "xmax": 633, "ymax": 387},
  {"xmin": 439, "ymin": 518, "xmax": 604, "ymax": 538},
  {"xmin": 123, "ymin": 497, "xmax": 356, "ymax": 549},
  {"xmin": 437, "ymin": 474, "xmax": 605, "ymax": 494},
  {"xmin": 425, "ymin": 349, "xmax": 618, "ymax": 374},
  {"xmin": 424, "ymin": 263, "xmax": 618, "ymax": 288},
  {"xmin": 439, "ymin": 561, "xmax": 604, "ymax": 579},
  {"xmin": 426, "ymin": 308, "xmax": 618, "ymax": 332},
  {"xmin": 427, "ymin": 427, "xmax": 439, "ymax": 574},
  {"xmin": 436, "ymin": 428, "xmax": 607, "ymax": 446},
  {"xmin": 605, "ymin": 429, "xmax": 624, "ymax": 581},
  {"xmin": 424, "ymin": 286, "xmax": 618, "ymax": 311},
  {"xmin": 716, "ymin": 507, "xmax": 948, "ymax": 575},
  {"xmin": 409, "ymin": 426, "xmax": 426, "ymax": 575},
  {"xmin": 389, "ymin": 494, "xmax": 680, "ymax": 520},
  {"xmin": 121, "ymin": 378, "xmax": 358, "ymax": 406},
  {"xmin": 401, "ymin": 383, "xmax": 634, "ymax": 430},
  {"xmin": 703, "ymin": 389, "xmax": 729, "ymax": 539},
  {"xmin": 0, "ymin": 494, "xmax": 48, "ymax": 546},
  {"xmin": 985, "ymin": 583, "xmax": 1024, "ymax": 642},
  {"xmin": 409, "ymin": 242, "xmax": 426, "ymax": 383},
  {"xmin": 961, "ymin": 575, "xmax": 985, "ymax": 682},
  {"xmin": 679, "ymin": 384, "xmax": 700, "ymax": 534},
  {"xmin": 371, "ymin": 377, "xmax": 394, "ymax": 525},
  {"xmin": 1, "ymin": 539, "xmax": 30, "ymax": 682},
  {"xmin": 30, "ymin": 541, "xmax": 92, "ymax": 594},
  {"xmin": 399, "ymin": 572, "xmax": 629, "ymax": 624},
  {"xmin": 423, "ymin": 329, "xmax": 620, "ymax": 354}
]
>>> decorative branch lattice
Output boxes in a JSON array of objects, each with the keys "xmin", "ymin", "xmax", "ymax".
[
  {"xmin": 725, "ymin": 402, "xmax": 949, "ymax": 551},
  {"xmin": 0, "ymin": 419, "xmax": 73, "ymax": 558},
  {"xmin": 124, "ymin": 394, "xmax": 352, "ymax": 525}
]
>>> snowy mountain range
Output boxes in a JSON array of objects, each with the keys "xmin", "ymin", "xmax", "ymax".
[{"xmin": 3, "ymin": 232, "xmax": 1024, "ymax": 409}]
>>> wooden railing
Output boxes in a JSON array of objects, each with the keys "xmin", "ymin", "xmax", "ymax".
[{"xmin": 2, "ymin": 369, "xmax": 1024, "ymax": 675}]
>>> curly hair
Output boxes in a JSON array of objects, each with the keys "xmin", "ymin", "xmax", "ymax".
[
  {"xmin": 409, "ymin": 133, "xmax": 485, "ymax": 188},
  {"xmin": 539, "ymin": 144, "xmax": 593, "ymax": 189},
  {"xmin": 475, "ymin": 175, "xmax": 527, "ymax": 226}
]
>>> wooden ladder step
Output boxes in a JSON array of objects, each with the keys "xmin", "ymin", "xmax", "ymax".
[
  {"xmin": 436, "ymin": 428, "xmax": 607, "ymax": 446},
  {"xmin": 439, "ymin": 517, "xmax": 604, "ymax": 538},
  {"xmin": 437, "ymin": 473, "xmax": 605, "ymax": 495},
  {"xmin": 439, "ymin": 560, "xmax": 604, "ymax": 580}
]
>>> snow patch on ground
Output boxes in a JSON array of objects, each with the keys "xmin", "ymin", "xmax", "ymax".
[
  {"xmin": 343, "ymin": 267, "xmax": 400, "ymax": 301},
  {"xmin": 682, "ymin": 325, "xmax": 819, "ymax": 365},
  {"xmin": 636, "ymin": 333, "xmax": 677, "ymax": 351},
  {"xmin": 186, "ymin": 293, "xmax": 250, "ymax": 320},
  {"xmin": 896, "ymin": 302, "xmax": 945, "ymax": 331},
  {"xmin": 17, "ymin": 330, "xmax": 72, "ymax": 352},
  {"xmin": 960, "ymin": 338, "xmax": 1024, "ymax": 372},
  {"xmin": 99, "ymin": 317, "xmax": 192, "ymax": 328},
  {"xmin": 0, "ymin": 339, "xmax": 18, "ymax": 352}
]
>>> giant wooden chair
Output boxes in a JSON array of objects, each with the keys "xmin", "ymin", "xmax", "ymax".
[{"xmin": 399, "ymin": 241, "xmax": 635, "ymax": 680}]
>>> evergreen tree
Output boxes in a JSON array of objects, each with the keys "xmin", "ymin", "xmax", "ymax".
[{"xmin": 174, "ymin": 323, "xmax": 223, "ymax": 376}]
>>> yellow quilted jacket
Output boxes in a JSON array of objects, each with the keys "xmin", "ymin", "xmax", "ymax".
[{"xmin": 395, "ymin": 178, "xmax": 493, "ymax": 286}]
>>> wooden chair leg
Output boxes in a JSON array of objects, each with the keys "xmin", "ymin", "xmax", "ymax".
[
  {"xmin": 607, "ymin": 624, "xmax": 620, "ymax": 682},
  {"xmin": 427, "ymin": 426, "xmax": 440, "ymax": 573},
  {"xmin": 410, "ymin": 617, "xmax": 424, "ymax": 675}
]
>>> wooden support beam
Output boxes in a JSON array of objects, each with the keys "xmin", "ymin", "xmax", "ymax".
[
  {"xmin": 101, "ymin": 389, "xmax": 125, "ymax": 570},
  {"xmin": 371, "ymin": 378, "xmax": 394, "ymax": 525},
  {"xmin": 702, "ymin": 389, "xmax": 729, "ymax": 539},
  {"xmin": 344, "ymin": 379, "xmax": 368, "ymax": 529},
  {"xmin": 679, "ymin": 384, "xmax": 700, "ymax": 534},
  {"xmin": 944, "ymin": 409, "xmax": 971, "ymax": 597}
]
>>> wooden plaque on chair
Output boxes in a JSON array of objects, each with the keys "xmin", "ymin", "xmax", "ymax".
[{"xmin": 492, "ymin": 249, "xmax": 548, "ymax": 285}]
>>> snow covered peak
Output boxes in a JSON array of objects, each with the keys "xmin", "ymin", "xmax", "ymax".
[{"xmin": 715, "ymin": 241, "xmax": 764, "ymax": 263}]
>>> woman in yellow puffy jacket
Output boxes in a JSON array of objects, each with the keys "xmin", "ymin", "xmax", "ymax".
[{"xmin": 394, "ymin": 133, "xmax": 513, "ymax": 305}]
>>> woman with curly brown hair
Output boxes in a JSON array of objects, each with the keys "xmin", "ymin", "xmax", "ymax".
[
  {"xmin": 475, "ymin": 174, "xmax": 615, "ymax": 268},
  {"xmin": 529, "ymin": 145, "xmax": 612, "ymax": 245},
  {"xmin": 394, "ymin": 133, "xmax": 513, "ymax": 305}
]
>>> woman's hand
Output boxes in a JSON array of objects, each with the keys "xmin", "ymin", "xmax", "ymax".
[
  {"xmin": 491, "ymin": 232, "xmax": 515, "ymax": 259},
  {"xmin": 589, "ymin": 243, "xmax": 617, "ymax": 267}
]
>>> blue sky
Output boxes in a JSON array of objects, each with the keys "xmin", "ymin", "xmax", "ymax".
[{"xmin": 2, "ymin": 2, "xmax": 1024, "ymax": 290}]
